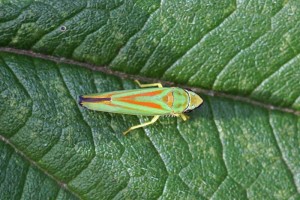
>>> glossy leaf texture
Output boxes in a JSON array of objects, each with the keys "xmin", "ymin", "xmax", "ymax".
[
  {"xmin": 0, "ymin": 0, "xmax": 299, "ymax": 110},
  {"xmin": 1, "ymin": 53, "xmax": 299, "ymax": 199}
]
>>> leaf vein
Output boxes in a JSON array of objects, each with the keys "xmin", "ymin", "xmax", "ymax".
[
  {"xmin": 0, "ymin": 47, "xmax": 299, "ymax": 116},
  {"xmin": 1, "ymin": 57, "xmax": 33, "ymax": 138},
  {"xmin": 56, "ymin": 66, "xmax": 96, "ymax": 182},
  {"xmin": 108, "ymin": 4, "xmax": 161, "ymax": 66},
  {"xmin": 211, "ymin": 2, "xmax": 287, "ymax": 89},
  {"xmin": 138, "ymin": 18, "xmax": 177, "ymax": 74},
  {"xmin": 161, "ymin": 5, "xmax": 237, "ymax": 78},
  {"xmin": 18, "ymin": 164, "xmax": 30, "ymax": 200},
  {"xmin": 268, "ymin": 112, "xmax": 300, "ymax": 193},
  {"xmin": 0, "ymin": 135, "xmax": 81, "ymax": 199},
  {"xmin": 141, "ymin": 127, "xmax": 168, "ymax": 199},
  {"xmin": 70, "ymin": 3, "xmax": 125, "ymax": 57},
  {"xmin": 250, "ymin": 45, "xmax": 300, "ymax": 98},
  {"xmin": 30, "ymin": 3, "xmax": 88, "ymax": 51}
]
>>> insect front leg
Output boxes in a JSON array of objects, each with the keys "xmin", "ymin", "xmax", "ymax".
[
  {"xmin": 123, "ymin": 115, "xmax": 160, "ymax": 135},
  {"xmin": 179, "ymin": 113, "xmax": 189, "ymax": 121},
  {"xmin": 135, "ymin": 80, "xmax": 163, "ymax": 88},
  {"xmin": 172, "ymin": 113, "xmax": 189, "ymax": 121}
]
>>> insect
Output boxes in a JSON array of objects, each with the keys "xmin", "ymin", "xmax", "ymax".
[{"xmin": 79, "ymin": 80, "xmax": 203, "ymax": 135}]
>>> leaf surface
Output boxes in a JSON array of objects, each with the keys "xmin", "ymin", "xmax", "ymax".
[
  {"xmin": 1, "ymin": 53, "xmax": 299, "ymax": 199},
  {"xmin": 0, "ymin": 0, "xmax": 300, "ymax": 199},
  {"xmin": 1, "ymin": 0, "xmax": 300, "ymax": 110}
]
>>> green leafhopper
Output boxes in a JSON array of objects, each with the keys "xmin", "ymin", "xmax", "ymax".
[{"xmin": 79, "ymin": 80, "xmax": 203, "ymax": 135}]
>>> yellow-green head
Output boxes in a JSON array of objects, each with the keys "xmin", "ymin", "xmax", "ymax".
[{"xmin": 184, "ymin": 90, "xmax": 203, "ymax": 113}]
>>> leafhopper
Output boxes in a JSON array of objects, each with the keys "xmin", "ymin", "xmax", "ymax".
[{"xmin": 79, "ymin": 80, "xmax": 203, "ymax": 135}]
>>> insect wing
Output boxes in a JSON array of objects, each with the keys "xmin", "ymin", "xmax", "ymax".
[{"xmin": 80, "ymin": 88, "xmax": 173, "ymax": 116}]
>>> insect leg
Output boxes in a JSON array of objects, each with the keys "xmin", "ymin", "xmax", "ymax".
[
  {"xmin": 180, "ymin": 113, "xmax": 189, "ymax": 121},
  {"xmin": 172, "ymin": 113, "xmax": 189, "ymax": 121},
  {"xmin": 123, "ymin": 115, "xmax": 160, "ymax": 135},
  {"xmin": 135, "ymin": 80, "xmax": 163, "ymax": 88}
]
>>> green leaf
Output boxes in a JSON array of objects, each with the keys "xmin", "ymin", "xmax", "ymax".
[
  {"xmin": 1, "ymin": 0, "xmax": 300, "ymax": 111},
  {"xmin": 1, "ymin": 52, "xmax": 299, "ymax": 199},
  {"xmin": 0, "ymin": 0, "xmax": 300, "ymax": 199},
  {"xmin": 0, "ymin": 141, "xmax": 77, "ymax": 199}
]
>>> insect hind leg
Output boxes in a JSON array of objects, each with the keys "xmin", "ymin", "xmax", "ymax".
[
  {"xmin": 123, "ymin": 115, "xmax": 160, "ymax": 135},
  {"xmin": 135, "ymin": 80, "xmax": 163, "ymax": 88}
]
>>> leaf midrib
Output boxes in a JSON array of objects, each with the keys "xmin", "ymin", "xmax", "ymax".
[{"xmin": 0, "ymin": 47, "xmax": 299, "ymax": 117}]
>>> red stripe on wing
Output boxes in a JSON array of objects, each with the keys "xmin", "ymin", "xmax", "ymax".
[
  {"xmin": 120, "ymin": 90, "xmax": 163, "ymax": 99},
  {"xmin": 119, "ymin": 99, "xmax": 163, "ymax": 109},
  {"xmin": 115, "ymin": 89, "xmax": 164, "ymax": 110}
]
